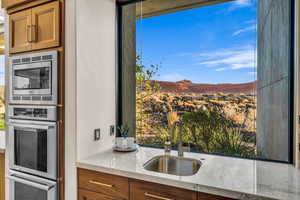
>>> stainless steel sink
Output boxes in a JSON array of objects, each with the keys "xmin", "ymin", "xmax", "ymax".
[{"xmin": 143, "ymin": 155, "xmax": 202, "ymax": 176}]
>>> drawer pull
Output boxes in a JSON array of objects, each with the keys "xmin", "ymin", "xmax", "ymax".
[
  {"xmin": 145, "ymin": 192, "xmax": 173, "ymax": 200},
  {"xmin": 89, "ymin": 180, "xmax": 114, "ymax": 188}
]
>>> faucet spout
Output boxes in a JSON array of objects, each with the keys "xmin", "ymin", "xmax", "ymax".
[{"xmin": 175, "ymin": 120, "xmax": 184, "ymax": 157}]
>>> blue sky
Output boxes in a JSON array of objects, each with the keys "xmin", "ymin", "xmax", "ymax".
[{"xmin": 136, "ymin": 0, "xmax": 257, "ymax": 84}]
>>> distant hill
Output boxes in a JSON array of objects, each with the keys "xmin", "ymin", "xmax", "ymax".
[{"xmin": 153, "ymin": 80, "xmax": 257, "ymax": 94}]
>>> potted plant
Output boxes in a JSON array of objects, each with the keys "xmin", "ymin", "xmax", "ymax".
[{"xmin": 116, "ymin": 125, "xmax": 135, "ymax": 149}]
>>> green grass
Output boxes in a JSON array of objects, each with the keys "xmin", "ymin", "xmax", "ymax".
[{"xmin": 0, "ymin": 119, "xmax": 5, "ymax": 130}]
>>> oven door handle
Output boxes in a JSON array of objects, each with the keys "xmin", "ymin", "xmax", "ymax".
[
  {"xmin": 8, "ymin": 123, "xmax": 56, "ymax": 130},
  {"xmin": 8, "ymin": 175, "xmax": 55, "ymax": 191}
]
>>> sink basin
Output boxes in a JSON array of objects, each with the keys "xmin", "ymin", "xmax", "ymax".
[{"xmin": 143, "ymin": 155, "xmax": 202, "ymax": 176}]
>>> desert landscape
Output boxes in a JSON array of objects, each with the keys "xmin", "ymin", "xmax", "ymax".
[{"xmin": 136, "ymin": 80, "xmax": 257, "ymax": 157}]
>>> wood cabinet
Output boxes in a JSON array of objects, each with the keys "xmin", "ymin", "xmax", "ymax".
[
  {"xmin": 79, "ymin": 189, "xmax": 122, "ymax": 200},
  {"xmin": 9, "ymin": 1, "xmax": 60, "ymax": 53},
  {"xmin": 31, "ymin": 1, "xmax": 60, "ymax": 50},
  {"xmin": 78, "ymin": 168, "xmax": 129, "ymax": 200},
  {"xmin": 0, "ymin": 153, "xmax": 5, "ymax": 200},
  {"xmin": 78, "ymin": 168, "xmax": 235, "ymax": 200},
  {"xmin": 130, "ymin": 180, "xmax": 197, "ymax": 200},
  {"xmin": 198, "ymin": 192, "xmax": 234, "ymax": 200},
  {"xmin": 2, "ymin": 0, "xmax": 30, "ymax": 8},
  {"xmin": 9, "ymin": 9, "xmax": 32, "ymax": 53}
]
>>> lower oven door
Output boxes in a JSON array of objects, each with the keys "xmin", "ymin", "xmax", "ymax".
[
  {"xmin": 8, "ymin": 119, "xmax": 57, "ymax": 180},
  {"xmin": 8, "ymin": 170, "xmax": 57, "ymax": 200}
]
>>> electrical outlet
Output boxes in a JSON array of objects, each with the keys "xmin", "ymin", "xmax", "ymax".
[
  {"xmin": 94, "ymin": 128, "xmax": 101, "ymax": 141},
  {"xmin": 110, "ymin": 125, "xmax": 115, "ymax": 136}
]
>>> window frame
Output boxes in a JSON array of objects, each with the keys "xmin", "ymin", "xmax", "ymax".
[{"xmin": 116, "ymin": 0, "xmax": 296, "ymax": 164}]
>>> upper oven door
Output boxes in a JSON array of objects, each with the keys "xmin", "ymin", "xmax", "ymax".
[
  {"xmin": 8, "ymin": 120, "xmax": 57, "ymax": 180},
  {"xmin": 12, "ymin": 61, "xmax": 52, "ymax": 96}
]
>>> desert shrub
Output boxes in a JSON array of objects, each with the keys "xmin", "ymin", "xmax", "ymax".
[
  {"xmin": 179, "ymin": 108, "xmax": 255, "ymax": 157},
  {"xmin": 181, "ymin": 108, "xmax": 233, "ymax": 152},
  {"xmin": 212, "ymin": 126, "xmax": 255, "ymax": 157}
]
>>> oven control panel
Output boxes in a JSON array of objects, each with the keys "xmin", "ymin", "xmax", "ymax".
[{"xmin": 8, "ymin": 105, "xmax": 56, "ymax": 121}]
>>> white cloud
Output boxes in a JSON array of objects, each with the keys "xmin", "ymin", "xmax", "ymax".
[
  {"xmin": 197, "ymin": 46, "xmax": 257, "ymax": 72},
  {"xmin": 233, "ymin": 25, "xmax": 256, "ymax": 36},
  {"xmin": 160, "ymin": 73, "xmax": 185, "ymax": 82},
  {"xmin": 234, "ymin": 0, "xmax": 252, "ymax": 6},
  {"xmin": 228, "ymin": 0, "xmax": 254, "ymax": 11}
]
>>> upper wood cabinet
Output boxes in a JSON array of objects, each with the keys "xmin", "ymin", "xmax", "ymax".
[
  {"xmin": 2, "ymin": 0, "xmax": 30, "ymax": 9},
  {"xmin": 31, "ymin": 1, "xmax": 60, "ymax": 50},
  {"xmin": 9, "ymin": 9, "xmax": 32, "ymax": 53},
  {"xmin": 9, "ymin": 1, "xmax": 60, "ymax": 53}
]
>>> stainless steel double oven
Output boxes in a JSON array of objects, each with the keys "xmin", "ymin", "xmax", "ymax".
[{"xmin": 8, "ymin": 51, "xmax": 59, "ymax": 200}]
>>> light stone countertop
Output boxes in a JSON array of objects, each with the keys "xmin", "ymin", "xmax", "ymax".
[
  {"xmin": 0, "ymin": 131, "xmax": 5, "ymax": 154},
  {"xmin": 77, "ymin": 147, "xmax": 300, "ymax": 200}
]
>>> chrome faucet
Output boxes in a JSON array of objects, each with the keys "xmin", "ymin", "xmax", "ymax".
[{"xmin": 174, "ymin": 120, "xmax": 184, "ymax": 157}]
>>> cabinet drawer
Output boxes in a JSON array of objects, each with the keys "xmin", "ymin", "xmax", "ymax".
[
  {"xmin": 198, "ymin": 192, "xmax": 234, "ymax": 200},
  {"xmin": 130, "ymin": 180, "xmax": 197, "ymax": 200},
  {"xmin": 78, "ymin": 168, "xmax": 129, "ymax": 200},
  {"xmin": 78, "ymin": 189, "xmax": 121, "ymax": 200}
]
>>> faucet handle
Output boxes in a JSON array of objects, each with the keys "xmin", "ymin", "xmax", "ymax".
[{"xmin": 164, "ymin": 139, "xmax": 171, "ymax": 156}]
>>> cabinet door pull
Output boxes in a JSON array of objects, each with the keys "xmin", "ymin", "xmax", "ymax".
[
  {"xmin": 31, "ymin": 25, "xmax": 37, "ymax": 42},
  {"xmin": 27, "ymin": 25, "xmax": 31, "ymax": 42},
  {"xmin": 88, "ymin": 180, "xmax": 114, "ymax": 188},
  {"xmin": 144, "ymin": 192, "xmax": 173, "ymax": 200}
]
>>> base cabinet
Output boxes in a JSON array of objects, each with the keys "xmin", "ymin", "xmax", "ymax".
[
  {"xmin": 77, "ymin": 168, "xmax": 234, "ymax": 200},
  {"xmin": 78, "ymin": 189, "xmax": 121, "ymax": 200},
  {"xmin": 130, "ymin": 180, "xmax": 197, "ymax": 200},
  {"xmin": 198, "ymin": 192, "xmax": 233, "ymax": 200}
]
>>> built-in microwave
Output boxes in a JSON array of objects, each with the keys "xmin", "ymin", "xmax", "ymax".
[
  {"xmin": 8, "ymin": 170, "xmax": 57, "ymax": 200},
  {"xmin": 9, "ymin": 51, "xmax": 58, "ymax": 105},
  {"xmin": 8, "ymin": 119, "xmax": 58, "ymax": 180}
]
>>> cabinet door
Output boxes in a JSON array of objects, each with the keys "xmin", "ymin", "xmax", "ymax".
[
  {"xmin": 78, "ymin": 189, "xmax": 121, "ymax": 200},
  {"xmin": 130, "ymin": 180, "xmax": 197, "ymax": 200},
  {"xmin": 0, "ymin": 153, "xmax": 4, "ymax": 200},
  {"xmin": 31, "ymin": 1, "xmax": 60, "ymax": 50},
  {"xmin": 9, "ymin": 9, "xmax": 32, "ymax": 53}
]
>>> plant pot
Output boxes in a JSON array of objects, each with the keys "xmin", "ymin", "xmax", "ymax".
[{"xmin": 115, "ymin": 137, "xmax": 135, "ymax": 149}]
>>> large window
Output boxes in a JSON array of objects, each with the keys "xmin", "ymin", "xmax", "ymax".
[{"xmin": 118, "ymin": 0, "xmax": 294, "ymax": 162}]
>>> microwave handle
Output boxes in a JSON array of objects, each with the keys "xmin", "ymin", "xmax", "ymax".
[{"xmin": 8, "ymin": 175, "xmax": 55, "ymax": 191}]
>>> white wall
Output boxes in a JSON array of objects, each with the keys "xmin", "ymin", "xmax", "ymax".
[
  {"xmin": 65, "ymin": 0, "xmax": 117, "ymax": 199},
  {"xmin": 75, "ymin": 0, "xmax": 116, "ymax": 160},
  {"xmin": 65, "ymin": 0, "xmax": 77, "ymax": 199}
]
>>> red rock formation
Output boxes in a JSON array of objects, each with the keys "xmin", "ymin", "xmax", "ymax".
[{"xmin": 153, "ymin": 80, "xmax": 257, "ymax": 94}]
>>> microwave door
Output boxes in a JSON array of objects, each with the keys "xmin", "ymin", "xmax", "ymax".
[{"xmin": 13, "ymin": 62, "xmax": 52, "ymax": 96}]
